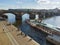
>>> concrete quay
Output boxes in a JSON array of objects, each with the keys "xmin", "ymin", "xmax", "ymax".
[{"xmin": 0, "ymin": 21, "xmax": 40, "ymax": 45}]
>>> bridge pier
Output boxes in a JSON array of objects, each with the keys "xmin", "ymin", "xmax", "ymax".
[{"xmin": 16, "ymin": 15, "xmax": 22, "ymax": 20}]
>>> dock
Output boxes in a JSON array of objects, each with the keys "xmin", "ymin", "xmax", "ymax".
[{"xmin": 0, "ymin": 21, "xmax": 40, "ymax": 45}]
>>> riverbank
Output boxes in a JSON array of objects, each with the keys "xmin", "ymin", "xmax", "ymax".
[
  {"xmin": 26, "ymin": 19, "xmax": 60, "ymax": 45},
  {"xmin": 0, "ymin": 20, "xmax": 40, "ymax": 45}
]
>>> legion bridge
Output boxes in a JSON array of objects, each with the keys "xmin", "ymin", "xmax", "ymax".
[{"xmin": 0, "ymin": 9, "xmax": 57, "ymax": 20}]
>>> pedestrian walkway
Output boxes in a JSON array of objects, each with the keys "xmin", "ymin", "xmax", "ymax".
[
  {"xmin": 0, "ymin": 21, "xmax": 12, "ymax": 45},
  {"xmin": 0, "ymin": 21, "xmax": 40, "ymax": 45}
]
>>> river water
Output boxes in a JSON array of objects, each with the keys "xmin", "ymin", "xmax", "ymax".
[
  {"xmin": 5, "ymin": 13, "xmax": 60, "ymax": 45},
  {"xmin": 43, "ymin": 16, "xmax": 60, "ymax": 27}
]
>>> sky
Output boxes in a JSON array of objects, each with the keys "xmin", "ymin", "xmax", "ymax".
[{"xmin": 0, "ymin": 0, "xmax": 60, "ymax": 9}]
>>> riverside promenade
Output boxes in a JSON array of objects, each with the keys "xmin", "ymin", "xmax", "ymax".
[{"xmin": 0, "ymin": 21, "xmax": 39, "ymax": 45}]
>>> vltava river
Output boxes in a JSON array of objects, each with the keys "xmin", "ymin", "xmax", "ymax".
[{"xmin": 43, "ymin": 16, "xmax": 60, "ymax": 27}]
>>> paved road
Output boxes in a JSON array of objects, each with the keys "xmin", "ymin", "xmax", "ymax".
[
  {"xmin": 1, "ymin": 21, "xmax": 19, "ymax": 45},
  {"xmin": 0, "ymin": 21, "xmax": 39, "ymax": 45}
]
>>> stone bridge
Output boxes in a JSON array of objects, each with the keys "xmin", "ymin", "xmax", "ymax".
[{"xmin": 0, "ymin": 9, "xmax": 57, "ymax": 20}]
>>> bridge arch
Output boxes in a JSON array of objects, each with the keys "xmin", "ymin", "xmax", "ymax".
[
  {"xmin": 3, "ymin": 13, "xmax": 16, "ymax": 19},
  {"xmin": 1, "ymin": 11, "xmax": 21, "ymax": 20},
  {"xmin": 22, "ymin": 13, "xmax": 30, "ymax": 22},
  {"xmin": 3, "ymin": 13, "xmax": 16, "ymax": 23},
  {"xmin": 1, "ymin": 10, "xmax": 40, "ymax": 20}
]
